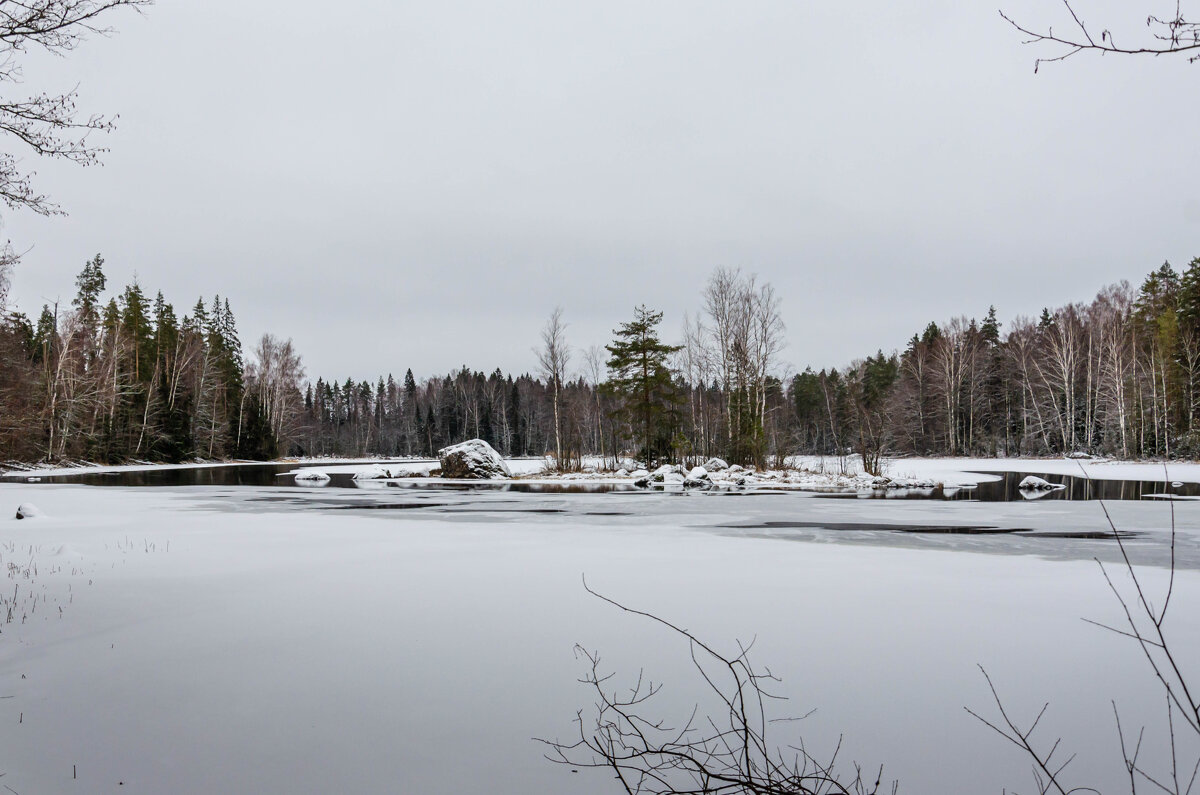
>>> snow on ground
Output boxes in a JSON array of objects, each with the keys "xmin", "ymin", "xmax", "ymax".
[{"xmin": 0, "ymin": 480, "xmax": 1199, "ymax": 793}]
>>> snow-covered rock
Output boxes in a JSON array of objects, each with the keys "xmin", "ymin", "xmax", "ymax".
[
  {"xmin": 647, "ymin": 470, "xmax": 685, "ymax": 486},
  {"xmin": 1018, "ymin": 475, "xmax": 1064, "ymax": 491},
  {"xmin": 15, "ymin": 503, "xmax": 42, "ymax": 519},
  {"xmin": 684, "ymin": 466, "xmax": 714, "ymax": 490},
  {"xmin": 294, "ymin": 469, "xmax": 332, "ymax": 482},
  {"xmin": 615, "ymin": 468, "xmax": 629, "ymax": 477},
  {"xmin": 632, "ymin": 475, "xmax": 652, "ymax": 488},
  {"xmin": 629, "ymin": 468, "xmax": 649, "ymax": 479},
  {"xmin": 726, "ymin": 464, "xmax": 744, "ymax": 475},
  {"xmin": 703, "ymin": 457, "xmax": 729, "ymax": 472},
  {"xmin": 438, "ymin": 439, "xmax": 512, "ymax": 480},
  {"xmin": 352, "ymin": 466, "xmax": 390, "ymax": 481},
  {"xmin": 885, "ymin": 477, "xmax": 941, "ymax": 490}
]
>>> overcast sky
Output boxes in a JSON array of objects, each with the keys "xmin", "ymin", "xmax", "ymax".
[{"xmin": 4, "ymin": 0, "xmax": 1199, "ymax": 382}]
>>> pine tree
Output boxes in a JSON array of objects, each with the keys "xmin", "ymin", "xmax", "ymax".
[{"xmin": 603, "ymin": 305, "xmax": 683, "ymax": 464}]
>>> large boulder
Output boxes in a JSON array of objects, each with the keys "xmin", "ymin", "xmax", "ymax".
[
  {"xmin": 704, "ymin": 457, "xmax": 729, "ymax": 472},
  {"xmin": 438, "ymin": 439, "xmax": 512, "ymax": 480}
]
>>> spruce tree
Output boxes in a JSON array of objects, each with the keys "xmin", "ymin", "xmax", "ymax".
[
  {"xmin": 72, "ymin": 253, "xmax": 106, "ymax": 331},
  {"xmin": 120, "ymin": 282, "xmax": 153, "ymax": 382},
  {"xmin": 603, "ymin": 305, "xmax": 682, "ymax": 464}
]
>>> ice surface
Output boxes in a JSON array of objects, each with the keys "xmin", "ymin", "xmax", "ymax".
[{"xmin": 2, "ymin": 474, "xmax": 1200, "ymax": 793}]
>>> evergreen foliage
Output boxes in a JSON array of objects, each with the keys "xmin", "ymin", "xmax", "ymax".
[{"xmin": 603, "ymin": 306, "xmax": 682, "ymax": 464}]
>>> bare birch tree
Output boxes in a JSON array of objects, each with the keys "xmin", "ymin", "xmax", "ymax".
[{"xmin": 536, "ymin": 307, "xmax": 570, "ymax": 467}]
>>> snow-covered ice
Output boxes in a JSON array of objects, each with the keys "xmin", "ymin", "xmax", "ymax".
[{"xmin": 0, "ymin": 475, "xmax": 1198, "ymax": 793}]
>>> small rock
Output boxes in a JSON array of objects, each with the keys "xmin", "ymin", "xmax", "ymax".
[
  {"xmin": 1018, "ymin": 475, "xmax": 1063, "ymax": 491},
  {"xmin": 352, "ymin": 466, "xmax": 389, "ymax": 480},
  {"xmin": 15, "ymin": 503, "xmax": 42, "ymax": 520}
]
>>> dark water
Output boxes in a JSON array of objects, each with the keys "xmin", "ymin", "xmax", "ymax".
[
  {"xmin": 3, "ymin": 463, "xmax": 635, "ymax": 494},
  {"xmin": 4, "ymin": 463, "xmax": 1193, "ymax": 501},
  {"xmin": 961, "ymin": 471, "xmax": 1196, "ymax": 501},
  {"xmin": 833, "ymin": 471, "xmax": 1198, "ymax": 502}
]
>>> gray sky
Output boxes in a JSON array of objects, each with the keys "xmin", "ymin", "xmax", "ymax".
[{"xmin": 5, "ymin": 0, "xmax": 1199, "ymax": 381}]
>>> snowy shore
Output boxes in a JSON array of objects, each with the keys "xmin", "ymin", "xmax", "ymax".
[{"xmin": 8, "ymin": 454, "xmax": 1200, "ymax": 496}]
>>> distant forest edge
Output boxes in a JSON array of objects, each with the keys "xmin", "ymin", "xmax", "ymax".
[{"xmin": 2, "ymin": 256, "xmax": 1200, "ymax": 470}]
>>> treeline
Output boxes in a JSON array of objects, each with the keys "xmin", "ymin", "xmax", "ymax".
[
  {"xmin": 0, "ymin": 255, "xmax": 303, "ymax": 463},
  {"xmin": 295, "ymin": 259, "xmax": 1200, "ymax": 469},
  {"xmin": 298, "ymin": 269, "xmax": 792, "ymax": 467},
  {"xmin": 5, "ymin": 255, "xmax": 1200, "ymax": 468},
  {"xmin": 801, "ymin": 260, "xmax": 1200, "ymax": 471}
]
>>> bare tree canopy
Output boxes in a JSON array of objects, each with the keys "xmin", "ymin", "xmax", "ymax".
[
  {"xmin": 0, "ymin": 0, "xmax": 151, "ymax": 217},
  {"xmin": 536, "ymin": 306, "xmax": 570, "ymax": 465},
  {"xmin": 1003, "ymin": 0, "xmax": 1200, "ymax": 70}
]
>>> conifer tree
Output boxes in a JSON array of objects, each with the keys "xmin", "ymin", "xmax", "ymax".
[
  {"xmin": 604, "ymin": 305, "xmax": 682, "ymax": 464},
  {"xmin": 73, "ymin": 254, "xmax": 106, "ymax": 332}
]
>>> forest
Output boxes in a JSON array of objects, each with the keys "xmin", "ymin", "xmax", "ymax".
[{"xmin": 3, "ymin": 254, "xmax": 1200, "ymax": 470}]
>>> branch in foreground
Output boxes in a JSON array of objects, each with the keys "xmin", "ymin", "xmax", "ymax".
[
  {"xmin": 969, "ymin": 462, "xmax": 1200, "ymax": 793},
  {"xmin": 538, "ymin": 577, "xmax": 895, "ymax": 795},
  {"xmin": 1001, "ymin": 0, "xmax": 1200, "ymax": 71}
]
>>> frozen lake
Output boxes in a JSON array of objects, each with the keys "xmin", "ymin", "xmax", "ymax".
[{"xmin": 2, "ymin": 471, "xmax": 1199, "ymax": 793}]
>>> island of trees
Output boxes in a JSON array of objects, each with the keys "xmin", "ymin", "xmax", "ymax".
[{"xmin": 3, "ymin": 255, "xmax": 1200, "ymax": 471}]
